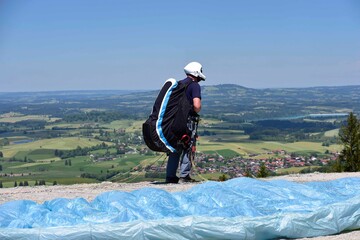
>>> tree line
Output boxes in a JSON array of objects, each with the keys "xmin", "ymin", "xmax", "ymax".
[
  {"xmin": 244, "ymin": 119, "xmax": 339, "ymax": 142},
  {"xmin": 63, "ymin": 111, "xmax": 128, "ymax": 123},
  {"xmin": 54, "ymin": 142, "xmax": 108, "ymax": 159},
  {"xmin": 0, "ymin": 180, "xmax": 58, "ymax": 188}
]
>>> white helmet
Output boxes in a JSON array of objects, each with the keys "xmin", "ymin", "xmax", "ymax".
[{"xmin": 184, "ymin": 62, "xmax": 206, "ymax": 81}]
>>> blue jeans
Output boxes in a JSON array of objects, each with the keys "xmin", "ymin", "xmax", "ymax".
[{"xmin": 166, "ymin": 148, "xmax": 191, "ymax": 179}]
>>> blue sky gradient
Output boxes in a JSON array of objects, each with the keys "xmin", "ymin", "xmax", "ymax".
[{"xmin": 0, "ymin": 0, "xmax": 359, "ymax": 92}]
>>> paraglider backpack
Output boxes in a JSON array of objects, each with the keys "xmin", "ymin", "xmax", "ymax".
[{"xmin": 142, "ymin": 78, "xmax": 195, "ymax": 153}]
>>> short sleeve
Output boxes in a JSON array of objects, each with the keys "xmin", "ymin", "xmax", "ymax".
[{"xmin": 190, "ymin": 83, "xmax": 201, "ymax": 100}]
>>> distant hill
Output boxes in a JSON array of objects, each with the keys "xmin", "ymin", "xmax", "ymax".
[
  {"xmin": 0, "ymin": 85, "xmax": 359, "ymax": 121},
  {"xmin": 200, "ymin": 84, "xmax": 360, "ymax": 120}
]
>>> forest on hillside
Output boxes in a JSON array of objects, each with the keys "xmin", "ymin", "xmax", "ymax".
[{"xmin": 0, "ymin": 84, "xmax": 359, "ymax": 121}]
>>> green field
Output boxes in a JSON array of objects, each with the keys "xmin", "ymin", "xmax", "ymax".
[
  {"xmin": 0, "ymin": 137, "xmax": 343, "ymax": 187},
  {"xmin": 0, "ymin": 113, "xmax": 60, "ymax": 123},
  {"xmin": 275, "ymin": 166, "xmax": 319, "ymax": 174},
  {"xmin": 202, "ymin": 149, "xmax": 239, "ymax": 158},
  {"xmin": 324, "ymin": 128, "xmax": 340, "ymax": 137},
  {"xmin": 0, "ymin": 153, "xmax": 161, "ymax": 186},
  {"xmin": 199, "ymin": 136, "xmax": 342, "ymax": 158},
  {"xmin": 45, "ymin": 123, "xmax": 83, "ymax": 130},
  {"xmin": 100, "ymin": 120, "xmax": 143, "ymax": 133},
  {"xmin": 1, "ymin": 137, "xmax": 111, "ymax": 158},
  {"xmin": 0, "ymin": 113, "xmax": 346, "ymax": 187}
]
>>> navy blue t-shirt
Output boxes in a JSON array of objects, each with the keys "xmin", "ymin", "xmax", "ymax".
[{"xmin": 179, "ymin": 77, "xmax": 201, "ymax": 105}]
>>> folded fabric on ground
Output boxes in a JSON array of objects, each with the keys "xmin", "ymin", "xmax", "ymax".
[{"xmin": 0, "ymin": 177, "xmax": 359, "ymax": 240}]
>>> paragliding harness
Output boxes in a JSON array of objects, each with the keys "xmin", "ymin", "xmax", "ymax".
[
  {"xmin": 142, "ymin": 78, "xmax": 198, "ymax": 153},
  {"xmin": 180, "ymin": 114, "xmax": 200, "ymax": 162}
]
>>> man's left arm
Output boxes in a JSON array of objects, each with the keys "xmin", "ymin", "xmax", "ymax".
[{"xmin": 193, "ymin": 98, "xmax": 201, "ymax": 113}]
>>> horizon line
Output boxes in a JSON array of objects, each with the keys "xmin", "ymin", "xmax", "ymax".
[{"xmin": 1, "ymin": 83, "xmax": 360, "ymax": 94}]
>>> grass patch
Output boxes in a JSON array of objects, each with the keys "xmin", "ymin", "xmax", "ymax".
[
  {"xmin": 1, "ymin": 137, "xmax": 111, "ymax": 158},
  {"xmin": 8, "ymin": 160, "xmax": 60, "ymax": 169},
  {"xmin": 195, "ymin": 173, "xmax": 229, "ymax": 181},
  {"xmin": 0, "ymin": 114, "xmax": 60, "ymax": 123},
  {"xmin": 45, "ymin": 123, "xmax": 83, "ymax": 130},
  {"xmin": 276, "ymin": 166, "xmax": 317, "ymax": 174},
  {"xmin": 202, "ymin": 150, "xmax": 217, "ymax": 155},
  {"xmin": 100, "ymin": 120, "xmax": 143, "ymax": 133},
  {"xmin": 215, "ymin": 149, "xmax": 239, "ymax": 158},
  {"xmin": 90, "ymin": 148, "xmax": 117, "ymax": 155},
  {"xmin": 324, "ymin": 128, "xmax": 339, "ymax": 137},
  {"xmin": 198, "ymin": 139, "xmax": 342, "ymax": 158},
  {"xmin": 0, "ymin": 178, "xmax": 98, "ymax": 188},
  {"xmin": 14, "ymin": 149, "xmax": 56, "ymax": 161}
]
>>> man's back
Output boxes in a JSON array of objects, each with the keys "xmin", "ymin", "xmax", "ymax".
[{"xmin": 179, "ymin": 77, "xmax": 202, "ymax": 112}]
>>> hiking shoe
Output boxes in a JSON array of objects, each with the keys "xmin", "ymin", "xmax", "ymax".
[
  {"xmin": 165, "ymin": 176, "xmax": 179, "ymax": 184},
  {"xmin": 179, "ymin": 176, "xmax": 196, "ymax": 183}
]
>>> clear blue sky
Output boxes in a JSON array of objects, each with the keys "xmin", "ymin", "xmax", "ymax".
[{"xmin": 0, "ymin": 0, "xmax": 359, "ymax": 92}]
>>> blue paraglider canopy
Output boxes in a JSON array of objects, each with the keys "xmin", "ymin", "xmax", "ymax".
[{"xmin": 0, "ymin": 177, "xmax": 359, "ymax": 239}]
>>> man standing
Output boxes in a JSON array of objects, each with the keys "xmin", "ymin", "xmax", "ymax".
[{"xmin": 166, "ymin": 62, "xmax": 206, "ymax": 183}]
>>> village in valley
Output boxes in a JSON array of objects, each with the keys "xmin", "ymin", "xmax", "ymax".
[
  {"xmin": 1, "ymin": 84, "xmax": 356, "ymax": 185},
  {"xmin": 143, "ymin": 148, "xmax": 339, "ymax": 179}
]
